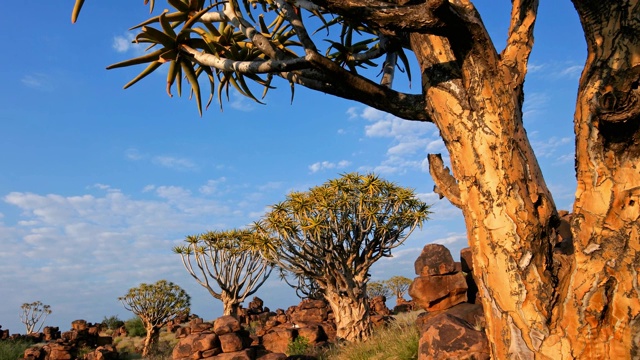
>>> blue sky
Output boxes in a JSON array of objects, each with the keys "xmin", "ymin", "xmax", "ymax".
[{"xmin": 0, "ymin": 1, "xmax": 582, "ymax": 333}]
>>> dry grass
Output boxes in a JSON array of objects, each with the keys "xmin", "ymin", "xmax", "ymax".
[
  {"xmin": 111, "ymin": 328, "xmax": 178, "ymax": 360},
  {"xmin": 315, "ymin": 311, "xmax": 422, "ymax": 360}
]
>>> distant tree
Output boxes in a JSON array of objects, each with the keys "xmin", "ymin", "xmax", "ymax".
[
  {"xmin": 102, "ymin": 315, "xmax": 124, "ymax": 331},
  {"xmin": 173, "ymin": 229, "xmax": 273, "ymax": 317},
  {"xmin": 19, "ymin": 301, "xmax": 51, "ymax": 334},
  {"xmin": 385, "ymin": 276, "xmax": 412, "ymax": 303},
  {"xmin": 367, "ymin": 281, "xmax": 392, "ymax": 299},
  {"xmin": 254, "ymin": 173, "xmax": 430, "ymax": 341},
  {"xmin": 119, "ymin": 280, "xmax": 190, "ymax": 357}
]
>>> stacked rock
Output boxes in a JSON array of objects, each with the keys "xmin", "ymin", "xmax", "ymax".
[{"xmin": 409, "ymin": 244, "xmax": 468, "ymax": 311}]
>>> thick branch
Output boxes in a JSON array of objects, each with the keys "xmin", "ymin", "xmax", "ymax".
[
  {"xmin": 302, "ymin": 50, "xmax": 430, "ymax": 121},
  {"xmin": 182, "ymin": 45, "xmax": 310, "ymax": 73},
  {"xmin": 427, "ymin": 153, "xmax": 462, "ymax": 208},
  {"xmin": 309, "ymin": 0, "xmax": 448, "ymax": 34},
  {"xmin": 499, "ymin": 0, "xmax": 539, "ymax": 92}
]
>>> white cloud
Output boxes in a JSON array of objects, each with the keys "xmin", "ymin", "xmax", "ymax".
[
  {"xmin": 532, "ymin": 136, "xmax": 572, "ymax": 158},
  {"xmin": 558, "ymin": 65, "xmax": 583, "ymax": 79},
  {"xmin": 199, "ymin": 178, "xmax": 228, "ymax": 195},
  {"xmin": 0, "ymin": 180, "xmax": 285, "ymax": 332},
  {"xmin": 528, "ymin": 61, "xmax": 583, "ymax": 80},
  {"xmin": 229, "ymin": 95, "xmax": 256, "ymax": 112},
  {"xmin": 112, "ymin": 33, "xmax": 145, "ymax": 55},
  {"xmin": 430, "ymin": 232, "xmax": 468, "ymax": 246},
  {"xmin": 125, "ymin": 148, "xmax": 144, "ymax": 161},
  {"xmin": 523, "ymin": 92, "xmax": 550, "ymax": 121},
  {"xmin": 21, "ymin": 73, "xmax": 53, "ymax": 91},
  {"xmin": 308, "ymin": 160, "xmax": 351, "ymax": 173},
  {"xmin": 152, "ymin": 156, "xmax": 197, "ymax": 171}
]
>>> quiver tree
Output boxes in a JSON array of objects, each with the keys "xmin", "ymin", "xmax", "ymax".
[
  {"xmin": 173, "ymin": 229, "xmax": 273, "ymax": 317},
  {"xmin": 119, "ymin": 280, "xmax": 190, "ymax": 357},
  {"xmin": 253, "ymin": 172, "xmax": 430, "ymax": 341},
  {"xmin": 385, "ymin": 276, "xmax": 412, "ymax": 303},
  {"xmin": 366, "ymin": 280, "xmax": 392, "ymax": 299},
  {"xmin": 70, "ymin": 0, "xmax": 640, "ymax": 357},
  {"xmin": 19, "ymin": 301, "xmax": 51, "ymax": 334}
]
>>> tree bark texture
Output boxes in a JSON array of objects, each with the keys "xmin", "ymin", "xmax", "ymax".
[
  {"xmin": 409, "ymin": 0, "xmax": 640, "ymax": 358},
  {"xmin": 142, "ymin": 326, "xmax": 160, "ymax": 357},
  {"xmin": 324, "ymin": 288, "xmax": 372, "ymax": 342},
  {"xmin": 548, "ymin": 1, "xmax": 640, "ymax": 358}
]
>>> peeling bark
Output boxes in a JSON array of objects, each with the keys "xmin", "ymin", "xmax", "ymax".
[
  {"xmin": 410, "ymin": 1, "xmax": 557, "ymax": 358},
  {"xmin": 324, "ymin": 287, "xmax": 372, "ymax": 342},
  {"xmin": 408, "ymin": 0, "xmax": 640, "ymax": 358},
  {"xmin": 142, "ymin": 325, "xmax": 160, "ymax": 357},
  {"xmin": 543, "ymin": 1, "xmax": 640, "ymax": 358}
]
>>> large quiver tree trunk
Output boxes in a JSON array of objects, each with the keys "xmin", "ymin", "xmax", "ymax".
[
  {"xmin": 413, "ymin": 0, "xmax": 640, "ymax": 358},
  {"xmin": 545, "ymin": 1, "xmax": 640, "ymax": 358},
  {"xmin": 412, "ymin": 1, "xmax": 558, "ymax": 358}
]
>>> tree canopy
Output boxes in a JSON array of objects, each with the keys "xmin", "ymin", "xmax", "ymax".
[
  {"xmin": 173, "ymin": 229, "xmax": 273, "ymax": 316},
  {"xmin": 254, "ymin": 172, "xmax": 430, "ymax": 341},
  {"xmin": 119, "ymin": 280, "xmax": 190, "ymax": 356},
  {"xmin": 19, "ymin": 301, "xmax": 52, "ymax": 334}
]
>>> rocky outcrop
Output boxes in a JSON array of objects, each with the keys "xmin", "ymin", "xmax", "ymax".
[
  {"xmin": 393, "ymin": 298, "xmax": 416, "ymax": 314},
  {"xmin": 416, "ymin": 313, "xmax": 489, "ymax": 360},
  {"xmin": 409, "ymin": 244, "xmax": 468, "ymax": 311},
  {"xmin": 410, "ymin": 245, "xmax": 489, "ymax": 360},
  {"xmin": 23, "ymin": 320, "xmax": 115, "ymax": 360},
  {"xmin": 0, "ymin": 325, "xmax": 9, "ymax": 340},
  {"xmin": 173, "ymin": 316, "xmax": 253, "ymax": 360}
]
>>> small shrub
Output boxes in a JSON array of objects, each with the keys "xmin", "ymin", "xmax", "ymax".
[
  {"xmin": 246, "ymin": 321, "xmax": 261, "ymax": 335},
  {"xmin": 287, "ymin": 336, "xmax": 310, "ymax": 356},
  {"xmin": 103, "ymin": 315, "xmax": 125, "ymax": 330},
  {"xmin": 124, "ymin": 317, "xmax": 146, "ymax": 337},
  {"xmin": 0, "ymin": 339, "xmax": 33, "ymax": 360}
]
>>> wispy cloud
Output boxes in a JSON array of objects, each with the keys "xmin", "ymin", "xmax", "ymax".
[
  {"xmin": 229, "ymin": 95, "xmax": 256, "ymax": 112},
  {"xmin": 0, "ymin": 179, "xmax": 283, "ymax": 331},
  {"xmin": 528, "ymin": 61, "xmax": 583, "ymax": 80},
  {"xmin": 21, "ymin": 73, "xmax": 54, "ymax": 92},
  {"xmin": 152, "ymin": 156, "xmax": 197, "ymax": 171},
  {"xmin": 124, "ymin": 148, "xmax": 197, "ymax": 171},
  {"xmin": 309, "ymin": 160, "xmax": 351, "ymax": 173},
  {"xmin": 531, "ymin": 136, "xmax": 572, "ymax": 159},
  {"xmin": 125, "ymin": 148, "xmax": 144, "ymax": 161},
  {"xmin": 350, "ymin": 107, "xmax": 439, "ymax": 174},
  {"xmin": 112, "ymin": 33, "xmax": 145, "ymax": 55},
  {"xmin": 523, "ymin": 92, "xmax": 550, "ymax": 121},
  {"xmin": 199, "ymin": 178, "xmax": 228, "ymax": 195}
]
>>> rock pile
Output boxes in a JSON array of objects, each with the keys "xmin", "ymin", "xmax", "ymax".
[
  {"xmin": 172, "ymin": 298, "xmax": 336, "ymax": 360},
  {"xmin": 409, "ymin": 244, "xmax": 489, "ymax": 360},
  {"xmin": 22, "ymin": 320, "xmax": 116, "ymax": 360}
]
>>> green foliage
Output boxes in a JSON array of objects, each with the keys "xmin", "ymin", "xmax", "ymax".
[
  {"xmin": 286, "ymin": 336, "xmax": 311, "ymax": 356},
  {"xmin": 385, "ymin": 276, "xmax": 412, "ymax": 300},
  {"xmin": 69, "ymin": 0, "xmax": 418, "ymax": 119},
  {"xmin": 124, "ymin": 317, "xmax": 146, "ymax": 337},
  {"xmin": 0, "ymin": 339, "xmax": 33, "ymax": 360},
  {"xmin": 173, "ymin": 229, "xmax": 272, "ymax": 315},
  {"xmin": 102, "ymin": 315, "xmax": 125, "ymax": 330},
  {"xmin": 119, "ymin": 280, "xmax": 190, "ymax": 329},
  {"xmin": 19, "ymin": 301, "xmax": 52, "ymax": 334},
  {"xmin": 254, "ymin": 172, "xmax": 430, "ymax": 296},
  {"xmin": 367, "ymin": 281, "xmax": 392, "ymax": 299}
]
